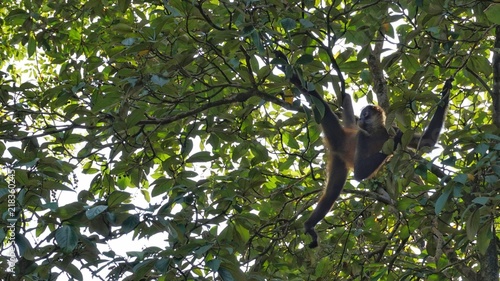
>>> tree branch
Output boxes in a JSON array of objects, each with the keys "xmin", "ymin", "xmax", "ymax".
[
  {"xmin": 492, "ymin": 25, "xmax": 500, "ymax": 127},
  {"xmin": 138, "ymin": 89, "xmax": 303, "ymax": 126},
  {"xmin": 138, "ymin": 91, "xmax": 254, "ymax": 126},
  {"xmin": 368, "ymin": 31, "xmax": 390, "ymax": 113},
  {"xmin": 344, "ymin": 188, "xmax": 395, "ymax": 205}
]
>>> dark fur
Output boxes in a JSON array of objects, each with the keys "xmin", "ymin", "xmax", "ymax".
[{"xmin": 294, "ymin": 77, "xmax": 453, "ymax": 248}]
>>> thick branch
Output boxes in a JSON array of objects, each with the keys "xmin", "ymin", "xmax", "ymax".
[
  {"xmin": 368, "ymin": 32, "xmax": 390, "ymax": 113},
  {"xmin": 442, "ymin": 246, "xmax": 478, "ymax": 281},
  {"xmin": 479, "ymin": 226, "xmax": 499, "ymax": 281},
  {"xmin": 492, "ymin": 25, "xmax": 500, "ymax": 127},
  {"xmin": 138, "ymin": 91, "xmax": 255, "ymax": 126},
  {"xmin": 0, "ymin": 124, "xmax": 96, "ymax": 141},
  {"xmin": 344, "ymin": 188, "xmax": 395, "ymax": 205},
  {"xmin": 138, "ymin": 89, "xmax": 302, "ymax": 126}
]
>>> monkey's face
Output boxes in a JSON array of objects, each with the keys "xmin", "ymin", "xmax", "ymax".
[{"xmin": 358, "ymin": 105, "xmax": 386, "ymax": 131}]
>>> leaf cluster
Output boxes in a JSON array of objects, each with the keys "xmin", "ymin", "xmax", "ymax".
[{"xmin": 0, "ymin": 0, "xmax": 499, "ymax": 280}]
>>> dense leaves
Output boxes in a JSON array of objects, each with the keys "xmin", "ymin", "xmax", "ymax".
[{"xmin": 0, "ymin": 0, "xmax": 499, "ymax": 280}]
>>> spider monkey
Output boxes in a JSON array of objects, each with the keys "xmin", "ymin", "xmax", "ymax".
[{"xmin": 288, "ymin": 70, "xmax": 454, "ymax": 248}]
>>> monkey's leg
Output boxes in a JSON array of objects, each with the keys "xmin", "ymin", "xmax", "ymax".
[
  {"xmin": 304, "ymin": 155, "xmax": 348, "ymax": 248},
  {"xmin": 353, "ymin": 152, "xmax": 388, "ymax": 181}
]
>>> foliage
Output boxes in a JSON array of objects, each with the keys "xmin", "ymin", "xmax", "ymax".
[{"xmin": 0, "ymin": 0, "xmax": 499, "ymax": 280}]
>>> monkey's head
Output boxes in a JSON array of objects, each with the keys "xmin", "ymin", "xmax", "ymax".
[{"xmin": 358, "ymin": 105, "xmax": 386, "ymax": 131}]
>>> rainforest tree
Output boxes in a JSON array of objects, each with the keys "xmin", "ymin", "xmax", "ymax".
[{"xmin": 1, "ymin": 0, "xmax": 499, "ymax": 280}]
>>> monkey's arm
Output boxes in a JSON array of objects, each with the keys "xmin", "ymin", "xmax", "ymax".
[
  {"xmin": 402, "ymin": 78, "xmax": 453, "ymax": 150},
  {"xmin": 304, "ymin": 155, "xmax": 349, "ymax": 248},
  {"xmin": 276, "ymin": 51, "xmax": 352, "ymax": 145},
  {"xmin": 341, "ymin": 93, "xmax": 356, "ymax": 128},
  {"xmin": 288, "ymin": 74, "xmax": 351, "ymax": 151},
  {"xmin": 289, "ymin": 74, "xmax": 356, "ymax": 128},
  {"xmin": 415, "ymin": 78, "xmax": 453, "ymax": 149}
]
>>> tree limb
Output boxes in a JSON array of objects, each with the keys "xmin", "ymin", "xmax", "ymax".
[
  {"xmin": 138, "ymin": 89, "xmax": 303, "ymax": 126},
  {"xmin": 368, "ymin": 31, "xmax": 390, "ymax": 113},
  {"xmin": 492, "ymin": 25, "xmax": 500, "ymax": 127}
]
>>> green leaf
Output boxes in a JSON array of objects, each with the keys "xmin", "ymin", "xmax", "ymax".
[
  {"xmin": 151, "ymin": 74, "xmax": 169, "ymax": 87},
  {"xmin": 283, "ymin": 131, "xmax": 300, "ymax": 149},
  {"xmin": 207, "ymin": 259, "xmax": 221, "ymax": 271},
  {"xmin": 116, "ymin": 174, "xmax": 130, "ymax": 190},
  {"xmin": 472, "ymin": 197, "xmax": 489, "ymax": 206},
  {"xmin": 86, "ymin": 205, "xmax": 108, "ymax": 220},
  {"xmin": 133, "ymin": 259, "xmax": 156, "ymax": 277},
  {"xmin": 8, "ymin": 147, "xmax": 23, "ymax": 160},
  {"xmin": 280, "ymin": 18, "xmax": 297, "ymax": 31},
  {"xmin": 452, "ymin": 174, "xmax": 469, "ymax": 185},
  {"xmin": 296, "ymin": 54, "xmax": 314, "ymax": 65},
  {"xmin": 232, "ymin": 143, "xmax": 248, "ymax": 162},
  {"xmin": 15, "ymin": 234, "xmax": 36, "ymax": 259},
  {"xmin": 108, "ymin": 191, "xmax": 131, "ymax": 207},
  {"xmin": 155, "ymin": 258, "xmax": 170, "ymax": 272},
  {"xmin": 466, "ymin": 209, "xmax": 480, "ymax": 240},
  {"xmin": 77, "ymin": 143, "xmax": 93, "ymax": 158},
  {"xmin": 5, "ymin": 9, "xmax": 29, "ymax": 25},
  {"xmin": 476, "ymin": 226, "xmax": 491, "ymax": 255},
  {"xmin": 250, "ymin": 30, "xmax": 264, "ymax": 53},
  {"xmin": 151, "ymin": 178, "xmax": 174, "ymax": 197},
  {"xmin": 242, "ymin": 25, "xmax": 255, "ymax": 37},
  {"xmin": 218, "ymin": 267, "xmax": 235, "ymax": 281},
  {"xmin": 43, "ymin": 180, "xmax": 74, "ymax": 191},
  {"xmin": 310, "ymin": 94, "xmax": 326, "ymax": 123},
  {"xmin": 435, "ymin": 187, "xmax": 451, "ymax": 215},
  {"xmin": 250, "ymin": 143, "xmax": 269, "ymax": 165},
  {"xmin": 194, "ymin": 244, "xmax": 214, "ymax": 257},
  {"xmin": 126, "ymin": 108, "xmax": 146, "ymax": 127},
  {"xmin": 141, "ymin": 189, "xmax": 151, "ymax": 203},
  {"xmin": 18, "ymin": 157, "xmax": 39, "ymax": 168},
  {"xmin": 121, "ymin": 37, "xmax": 136, "ymax": 46},
  {"xmin": 485, "ymin": 4, "xmax": 500, "ymax": 24},
  {"xmin": 56, "ymin": 225, "xmax": 78, "ymax": 253},
  {"xmin": 164, "ymin": 4, "xmax": 182, "ymax": 17},
  {"xmin": 299, "ymin": 19, "xmax": 314, "ymax": 28},
  {"xmin": 234, "ymin": 224, "xmax": 250, "ymax": 243},
  {"xmin": 57, "ymin": 262, "xmax": 83, "ymax": 281},
  {"xmin": 0, "ymin": 141, "xmax": 5, "ymax": 156},
  {"xmin": 415, "ymin": 163, "xmax": 428, "ymax": 179},
  {"xmin": 117, "ymin": 0, "xmax": 131, "ymax": 13},
  {"xmin": 186, "ymin": 151, "xmax": 214, "ymax": 163},
  {"xmin": 166, "ymin": 221, "xmax": 179, "ymax": 239},
  {"xmin": 122, "ymin": 214, "xmax": 140, "ymax": 233},
  {"xmin": 111, "ymin": 23, "xmax": 134, "ymax": 33},
  {"xmin": 474, "ymin": 143, "xmax": 489, "ymax": 155},
  {"xmin": 27, "ymin": 34, "xmax": 36, "ymax": 58},
  {"xmin": 55, "ymin": 202, "xmax": 86, "ymax": 220},
  {"xmin": 339, "ymin": 61, "xmax": 368, "ymax": 74}
]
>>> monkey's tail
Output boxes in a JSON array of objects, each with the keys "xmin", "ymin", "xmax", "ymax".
[{"xmin": 304, "ymin": 155, "xmax": 348, "ymax": 248}]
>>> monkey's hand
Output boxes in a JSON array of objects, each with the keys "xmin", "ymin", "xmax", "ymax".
[
  {"xmin": 444, "ymin": 77, "xmax": 454, "ymax": 89},
  {"xmin": 304, "ymin": 223, "xmax": 319, "ymax": 248},
  {"xmin": 441, "ymin": 77, "xmax": 454, "ymax": 98}
]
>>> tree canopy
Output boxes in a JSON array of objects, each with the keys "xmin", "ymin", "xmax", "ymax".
[{"xmin": 1, "ymin": 0, "xmax": 499, "ymax": 280}]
